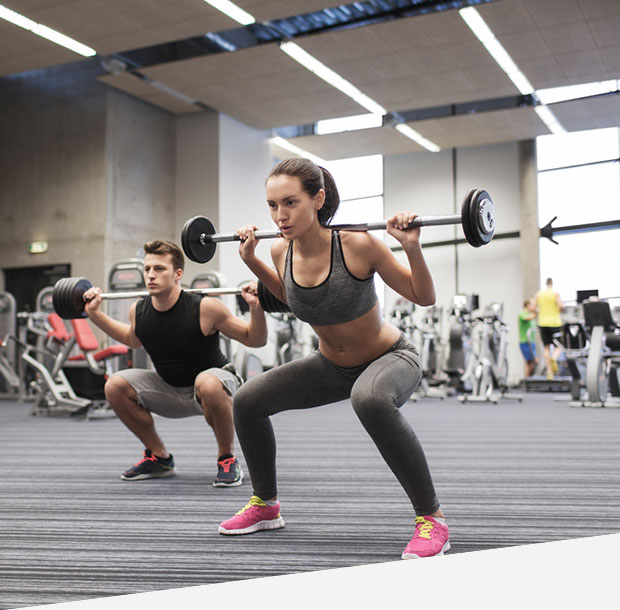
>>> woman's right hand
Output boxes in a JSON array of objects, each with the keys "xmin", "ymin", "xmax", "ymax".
[{"xmin": 237, "ymin": 225, "xmax": 260, "ymax": 262}]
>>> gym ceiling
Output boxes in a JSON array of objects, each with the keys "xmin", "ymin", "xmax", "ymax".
[{"xmin": 1, "ymin": 0, "xmax": 619, "ymax": 160}]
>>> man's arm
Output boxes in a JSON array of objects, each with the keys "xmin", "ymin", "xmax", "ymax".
[
  {"xmin": 204, "ymin": 285, "xmax": 268, "ymax": 348},
  {"xmin": 84, "ymin": 288, "xmax": 143, "ymax": 348}
]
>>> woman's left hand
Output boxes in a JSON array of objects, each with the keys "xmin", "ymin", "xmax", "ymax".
[{"xmin": 386, "ymin": 212, "xmax": 421, "ymax": 245}]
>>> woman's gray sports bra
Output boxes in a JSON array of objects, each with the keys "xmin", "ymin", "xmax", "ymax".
[{"xmin": 282, "ymin": 231, "xmax": 378, "ymax": 326}]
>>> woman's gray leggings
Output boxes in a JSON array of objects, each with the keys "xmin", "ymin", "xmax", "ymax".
[{"xmin": 233, "ymin": 334, "xmax": 440, "ymax": 515}]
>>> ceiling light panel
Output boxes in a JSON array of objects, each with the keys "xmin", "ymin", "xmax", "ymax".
[
  {"xmin": 477, "ymin": 0, "xmax": 620, "ymax": 89},
  {"xmin": 203, "ymin": 0, "xmax": 255, "ymax": 25},
  {"xmin": 0, "ymin": 4, "xmax": 95, "ymax": 56},
  {"xmin": 282, "ymin": 10, "xmax": 513, "ymax": 114}
]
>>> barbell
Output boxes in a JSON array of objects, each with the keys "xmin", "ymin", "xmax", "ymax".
[
  {"xmin": 181, "ymin": 188, "xmax": 496, "ymax": 264},
  {"xmin": 51, "ymin": 277, "xmax": 290, "ymax": 320}
]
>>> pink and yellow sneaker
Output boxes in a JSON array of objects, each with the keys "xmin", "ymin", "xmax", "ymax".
[
  {"xmin": 218, "ymin": 496, "xmax": 285, "ymax": 535},
  {"xmin": 402, "ymin": 515, "xmax": 450, "ymax": 559}
]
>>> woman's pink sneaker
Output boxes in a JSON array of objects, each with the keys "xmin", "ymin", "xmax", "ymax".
[
  {"xmin": 218, "ymin": 496, "xmax": 285, "ymax": 535},
  {"xmin": 402, "ymin": 516, "xmax": 450, "ymax": 559}
]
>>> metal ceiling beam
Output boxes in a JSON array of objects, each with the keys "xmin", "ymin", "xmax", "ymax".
[{"xmin": 108, "ymin": 0, "xmax": 502, "ymax": 72}]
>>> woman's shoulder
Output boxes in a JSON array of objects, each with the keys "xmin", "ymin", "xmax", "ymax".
[
  {"xmin": 270, "ymin": 238, "xmax": 290, "ymax": 273},
  {"xmin": 271, "ymin": 237, "xmax": 289, "ymax": 258},
  {"xmin": 339, "ymin": 229, "xmax": 388, "ymax": 260},
  {"xmin": 338, "ymin": 229, "xmax": 381, "ymax": 248}
]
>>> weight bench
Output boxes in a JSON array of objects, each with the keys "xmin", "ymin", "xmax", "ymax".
[
  {"xmin": 22, "ymin": 314, "xmax": 128, "ymax": 417},
  {"xmin": 60, "ymin": 316, "xmax": 129, "ymax": 377}
]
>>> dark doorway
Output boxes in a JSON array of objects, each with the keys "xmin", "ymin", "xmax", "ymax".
[{"xmin": 4, "ymin": 264, "xmax": 70, "ymax": 312}]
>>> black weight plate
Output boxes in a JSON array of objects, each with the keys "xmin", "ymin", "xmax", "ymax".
[
  {"xmin": 59, "ymin": 278, "xmax": 74, "ymax": 319},
  {"xmin": 55, "ymin": 278, "xmax": 76, "ymax": 319},
  {"xmin": 236, "ymin": 280, "xmax": 251, "ymax": 315},
  {"xmin": 460, "ymin": 189, "xmax": 479, "ymax": 248},
  {"xmin": 53, "ymin": 277, "xmax": 81, "ymax": 319},
  {"xmin": 257, "ymin": 280, "xmax": 290, "ymax": 314},
  {"xmin": 468, "ymin": 189, "xmax": 486, "ymax": 247},
  {"xmin": 70, "ymin": 278, "xmax": 94, "ymax": 319},
  {"xmin": 181, "ymin": 216, "xmax": 217, "ymax": 264},
  {"xmin": 472, "ymin": 190, "xmax": 495, "ymax": 246},
  {"xmin": 52, "ymin": 278, "xmax": 70, "ymax": 319}
]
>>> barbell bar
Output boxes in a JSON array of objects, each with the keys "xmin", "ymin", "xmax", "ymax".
[
  {"xmin": 181, "ymin": 188, "xmax": 496, "ymax": 264},
  {"xmin": 52, "ymin": 277, "xmax": 290, "ymax": 320}
]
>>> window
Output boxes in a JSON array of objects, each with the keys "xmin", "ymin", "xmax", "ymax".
[
  {"xmin": 537, "ymin": 127, "xmax": 619, "ymax": 171},
  {"xmin": 537, "ymin": 127, "xmax": 620, "ymax": 303}
]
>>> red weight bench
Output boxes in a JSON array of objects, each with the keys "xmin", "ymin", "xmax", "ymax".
[{"xmin": 47, "ymin": 313, "xmax": 128, "ymax": 378}]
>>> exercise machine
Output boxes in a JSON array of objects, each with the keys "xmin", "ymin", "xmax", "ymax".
[
  {"xmin": 570, "ymin": 300, "xmax": 620, "ymax": 407},
  {"xmin": 0, "ymin": 292, "xmax": 20, "ymax": 399},
  {"xmin": 460, "ymin": 303, "xmax": 521, "ymax": 404}
]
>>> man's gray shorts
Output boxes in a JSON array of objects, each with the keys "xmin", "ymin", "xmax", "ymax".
[{"xmin": 111, "ymin": 366, "xmax": 243, "ymax": 418}]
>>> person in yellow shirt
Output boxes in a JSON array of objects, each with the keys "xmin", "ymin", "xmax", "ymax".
[{"xmin": 534, "ymin": 278, "xmax": 564, "ymax": 380}]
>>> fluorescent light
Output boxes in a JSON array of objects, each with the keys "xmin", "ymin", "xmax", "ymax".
[
  {"xmin": 203, "ymin": 0, "xmax": 255, "ymax": 25},
  {"xmin": 31, "ymin": 24, "xmax": 96, "ymax": 56},
  {"xmin": 483, "ymin": 37, "xmax": 518, "ymax": 74},
  {"xmin": 316, "ymin": 113, "xmax": 383, "ymax": 135},
  {"xmin": 459, "ymin": 6, "xmax": 494, "ymax": 43},
  {"xmin": 280, "ymin": 41, "xmax": 387, "ymax": 116},
  {"xmin": 535, "ymin": 106, "xmax": 566, "ymax": 134},
  {"xmin": 269, "ymin": 136, "xmax": 326, "ymax": 164},
  {"xmin": 460, "ymin": 6, "xmax": 565, "ymax": 133},
  {"xmin": 537, "ymin": 79, "xmax": 620, "ymax": 104},
  {"xmin": 0, "ymin": 4, "xmax": 96, "ymax": 56},
  {"xmin": 507, "ymin": 70, "xmax": 535, "ymax": 96},
  {"xmin": 394, "ymin": 124, "xmax": 441, "ymax": 153},
  {"xmin": 0, "ymin": 5, "xmax": 35, "ymax": 28},
  {"xmin": 459, "ymin": 6, "xmax": 534, "ymax": 95}
]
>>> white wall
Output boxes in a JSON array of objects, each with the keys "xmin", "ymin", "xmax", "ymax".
[
  {"xmin": 176, "ymin": 111, "xmax": 276, "ymax": 366},
  {"xmin": 384, "ymin": 143, "xmax": 523, "ymax": 385},
  {"xmin": 217, "ymin": 114, "xmax": 274, "ymax": 287},
  {"xmin": 217, "ymin": 114, "xmax": 278, "ymax": 367}
]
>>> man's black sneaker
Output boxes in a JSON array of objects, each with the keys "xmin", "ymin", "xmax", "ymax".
[
  {"xmin": 213, "ymin": 456, "xmax": 243, "ymax": 487},
  {"xmin": 121, "ymin": 449, "xmax": 176, "ymax": 481}
]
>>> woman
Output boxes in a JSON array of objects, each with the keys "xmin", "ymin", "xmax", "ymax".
[{"xmin": 218, "ymin": 158, "xmax": 449, "ymax": 559}]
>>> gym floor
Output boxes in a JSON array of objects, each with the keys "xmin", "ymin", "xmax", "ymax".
[{"xmin": 1, "ymin": 392, "xmax": 619, "ymax": 608}]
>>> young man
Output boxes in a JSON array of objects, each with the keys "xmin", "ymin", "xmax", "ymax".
[
  {"xmin": 534, "ymin": 277, "xmax": 564, "ymax": 380},
  {"xmin": 518, "ymin": 299, "xmax": 538, "ymax": 378},
  {"xmin": 84, "ymin": 240, "xmax": 267, "ymax": 486}
]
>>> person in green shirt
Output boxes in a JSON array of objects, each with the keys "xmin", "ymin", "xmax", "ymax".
[{"xmin": 518, "ymin": 299, "xmax": 538, "ymax": 378}]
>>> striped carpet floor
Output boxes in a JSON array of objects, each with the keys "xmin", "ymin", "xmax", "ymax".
[{"xmin": 1, "ymin": 392, "xmax": 620, "ymax": 608}]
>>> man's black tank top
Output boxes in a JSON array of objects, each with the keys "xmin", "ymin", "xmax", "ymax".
[{"xmin": 135, "ymin": 291, "xmax": 228, "ymax": 387}]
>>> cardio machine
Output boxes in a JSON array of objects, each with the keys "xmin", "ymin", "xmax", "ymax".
[
  {"xmin": 459, "ymin": 302, "xmax": 521, "ymax": 404},
  {"xmin": 571, "ymin": 300, "xmax": 620, "ymax": 407}
]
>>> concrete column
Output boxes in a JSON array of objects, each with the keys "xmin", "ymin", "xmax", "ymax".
[
  {"xmin": 175, "ymin": 111, "xmax": 220, "ymax": 282},
  {"xmin": 519, "ymin": 140, "xmax": 540, "ymax": 301}
]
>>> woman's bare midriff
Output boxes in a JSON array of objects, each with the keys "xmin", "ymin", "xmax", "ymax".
[{"xmin": 313, "ymin": 303, "xmax": 402, "ymax": 367}]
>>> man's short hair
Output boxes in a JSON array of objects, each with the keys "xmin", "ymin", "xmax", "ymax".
[{"xmin": 143, "ymin": 240, "xmax": 185, "ymax": 271}]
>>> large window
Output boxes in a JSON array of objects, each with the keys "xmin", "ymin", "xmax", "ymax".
[{"xmin": 536, "ymin": 128, "xmax": 620, "ymax": 304}]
